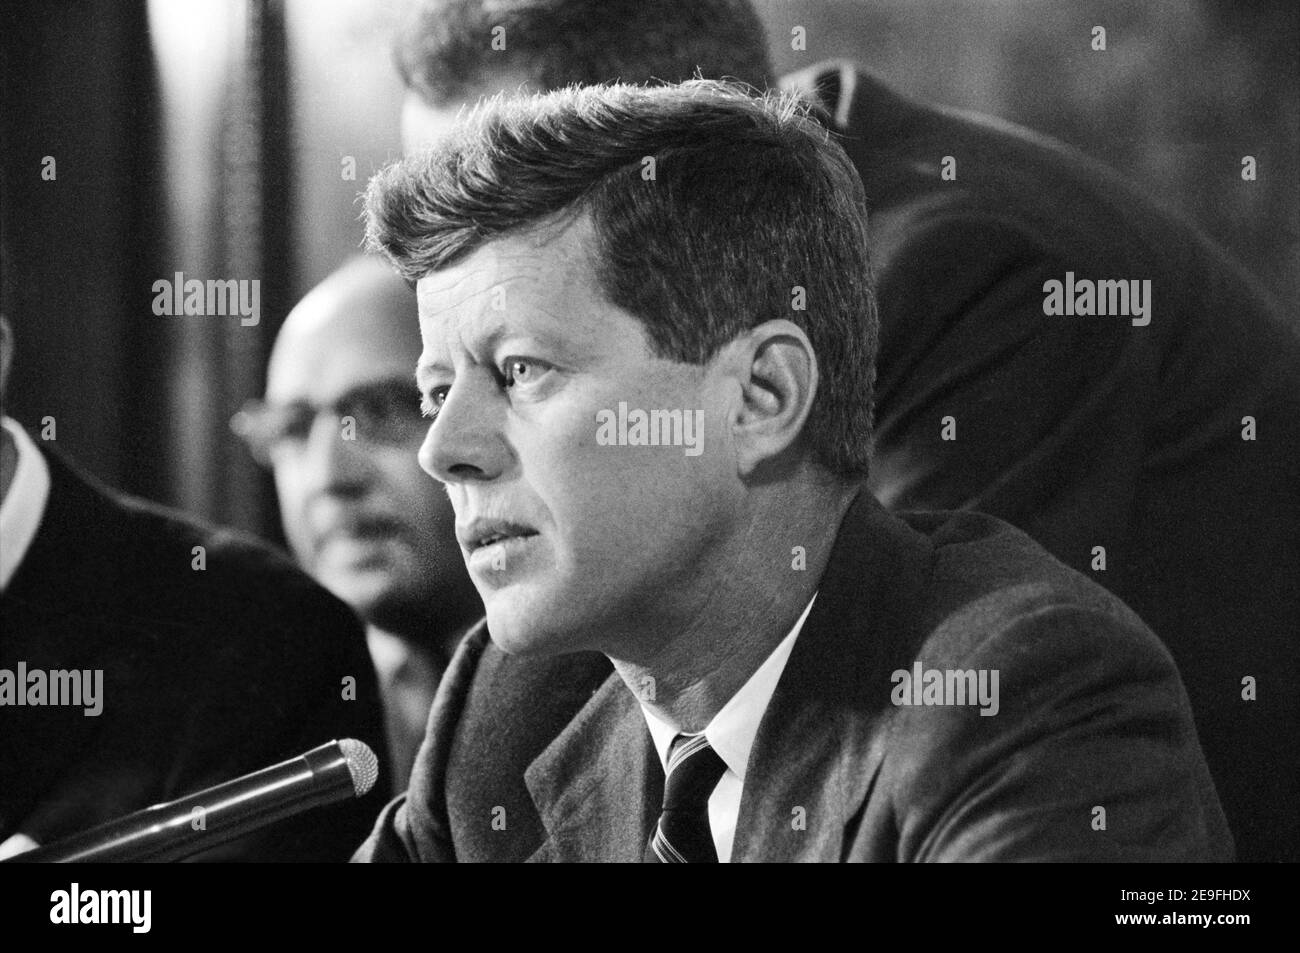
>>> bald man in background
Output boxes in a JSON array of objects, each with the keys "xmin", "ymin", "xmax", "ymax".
[{"xmin": 235, "ymin": 256, "xmax": 481, "ymax": 791}]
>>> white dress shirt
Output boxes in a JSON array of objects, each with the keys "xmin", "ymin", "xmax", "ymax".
[
  {"xmin": 0, "ymin": 416, "xmax": 51, "ymax": 858},
  {"xmin": 641, "ymin": 593, "xmax": 817, "ymax": 862},
  {"xmin": 0, "ymin": 416, "xmax": 51, "ymax": 593}
]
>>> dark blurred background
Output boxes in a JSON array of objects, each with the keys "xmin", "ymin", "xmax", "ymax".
[{"xmin": 2, "ymin": 0, "xmax": 1296, "ymax": 543}]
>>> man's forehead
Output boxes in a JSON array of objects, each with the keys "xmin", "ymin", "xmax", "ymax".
[
  {"xmin": 409, "ymin": 222, "xmax": 660, "ymax": 382},
  {"xmin": 414, "ymin": 220, "xmax": 598, "ymax": 334},
  {"xmin": 269, "ymin": 287, "xmax": 420, "ymax": 399},
  {"xmin": 415, "ymin": 247, "xmax": 550, "ymax": 315}
]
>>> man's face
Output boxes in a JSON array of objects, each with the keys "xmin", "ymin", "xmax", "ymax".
[
  {"xmin": 267, "ymin": 268, "xmax": 472, "ymax": 633},
  {"xmin": 415, "ymin": 216, "xmax": 737, "ymax": 658}
]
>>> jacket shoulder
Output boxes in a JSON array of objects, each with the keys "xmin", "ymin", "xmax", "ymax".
[{"xmin": 873, "ymin": 512, "xmax": 1232, "ymax": 861}]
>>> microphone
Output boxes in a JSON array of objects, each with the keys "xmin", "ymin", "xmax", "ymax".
[{"xmin": 7, "ymin": 739, "xmax": 379, "ymax": 863}]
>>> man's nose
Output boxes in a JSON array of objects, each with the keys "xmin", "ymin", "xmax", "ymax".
[
  {"xmin": 305, "ymin": 410, "xmax": 372, "ymax": 497},
  {"xmin": 418, "ymin": 376, "xmax": 510, "ymax": 485}
]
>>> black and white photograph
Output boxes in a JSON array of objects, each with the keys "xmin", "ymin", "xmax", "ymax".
[{"xmin": 0, "ymin": 0, "xmax": 1295, "ymax": 933}]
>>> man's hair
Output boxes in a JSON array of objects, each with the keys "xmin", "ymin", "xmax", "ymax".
[
  {"xmin": 395, "ymin": 0, "xmax": 773, "ymax": 105},
  {"xmin": 364, "ymin": 81, "xmax": 877, "ymax": 479}
]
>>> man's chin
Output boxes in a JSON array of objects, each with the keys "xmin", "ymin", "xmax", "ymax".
[
  {"xmin": 484, "ymin": 601, "xmax": 589, "ymax": 658},
  {"xmin": 320, "ymin": 566, "xmax": 383, "ymax": 600},
  {"xmin": 320, "ymin": 571, "xmax": 412, "ymax": 628}
]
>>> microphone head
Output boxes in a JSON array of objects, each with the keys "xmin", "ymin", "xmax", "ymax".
[{"xmin": 337, "ymin": 739, "xmax": 380, "ymax": 797}]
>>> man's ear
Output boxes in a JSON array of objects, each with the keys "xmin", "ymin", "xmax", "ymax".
[
  {"xmin": 721, "ymin": 319, "xmax": 818, "ymax": 479},
  {"xmin": 0, "ymin": 315, "xmax": 14, "ymax": 410}
]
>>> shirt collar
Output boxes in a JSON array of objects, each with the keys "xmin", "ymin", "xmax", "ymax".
[
  {"xmin": 642, "ymin": 592, "xmax": 817, "ymax": 782},
  {"xmin": 0, "ymin": 416, "xmax": 52, "ymax": 593}
]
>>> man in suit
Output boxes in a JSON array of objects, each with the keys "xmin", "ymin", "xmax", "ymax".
[
  {"xmin": 352, "ymin": 81, "xmax": 1231, "ymax": 862},
  {"xmin": 238, "ymin": 257, "xmax": 483, "ymax": 791},
  {"xmin": 391, "ymin": 0, "xmax": 1298, "ymax": 863},
  {"xmin": 781, "ymin": 60, "xmax": 1300, "ymax": 864},
  {"xmin": 0, "ymin": 316, "xmax": 390, "ymax": 861}
]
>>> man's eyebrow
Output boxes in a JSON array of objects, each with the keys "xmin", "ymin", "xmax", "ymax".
[
  {"xmin": 414, "ymin": 326, "xmax": 509, "ymax": 391},
  {"xmin": 415, "ymin": 360, "xmax": 447, "ymax": 392}
]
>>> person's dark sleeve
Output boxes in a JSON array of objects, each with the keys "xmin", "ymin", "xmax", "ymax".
[
  {"xmin": 883, "ymin": 605, "xmax": 1234, "ymax": 862},
  {"xmin": 9, "ymin": 532, "xmax": 390, "ymax": 862},
  {"xmin": 207, "ymin": 567, "xmax": 392, "ymax": 862}
]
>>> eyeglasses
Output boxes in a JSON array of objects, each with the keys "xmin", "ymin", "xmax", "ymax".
[{"xmin": 231, "ymin": 376, "xmax": 428, "ymax": 466}]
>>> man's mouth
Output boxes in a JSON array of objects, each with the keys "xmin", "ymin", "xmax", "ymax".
[
  {"xmin": 314, "ymin": 514, "xmax": 406, "ymax": 554},
  {"xmin": 349, "ymin": 516, "xmax": 405, "ymax": 538},
  {"xmin": 460, "ymin": 519, "xmax": 539, "ymax": 552}
]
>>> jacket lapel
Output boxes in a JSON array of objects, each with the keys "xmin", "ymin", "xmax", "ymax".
[
  {"xmin": 523, "ymin": 672, "xmax": 661, "ymax": 863},
  {"xmin": 732, "ymin": 490, "xmax": 935, "ymax": 862}
]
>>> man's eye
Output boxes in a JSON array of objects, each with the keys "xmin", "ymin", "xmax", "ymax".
[
  {"xmin": 502, "ymin": 358, "xmax": 545, "ymax": 388},
  {"xmin": 421, "ymin": 387, "xmax": 449, "ymax": 419},
  {"xmin": 354, "ymin": 389, "xmax": 406, "ymax": 422},
  {"xmin": 280, "ymin": 406, "xmax": 316, "ymax": 440}
]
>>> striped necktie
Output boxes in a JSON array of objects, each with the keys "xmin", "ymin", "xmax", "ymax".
[{"xmin": 644, "ymin": 732, "xmax": 728, "ymax": 863}]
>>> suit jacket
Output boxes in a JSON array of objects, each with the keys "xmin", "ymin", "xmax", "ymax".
[
  {"xmin": 355, "ymin": 491, "xmax": 1232, "ymax": 862},
  {"xmin": 0, "ymin": 447, "xmax": 390, "ymax": 860},
  {"xmin": 780, "ymin": 62, "xmax": 1300, "ymax": 862}
]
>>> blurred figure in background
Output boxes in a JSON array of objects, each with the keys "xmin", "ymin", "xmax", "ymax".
[
  {"xmin": 237, "ymin": 256, "xmax": 482, "ymax": 791},
  {"xmin": 387, "ymin": 0, "xmax": 1300, "ymax": 861},
  {"xmin": 0, "ymin": 316, "xmax": 388, "ymax": 861}
]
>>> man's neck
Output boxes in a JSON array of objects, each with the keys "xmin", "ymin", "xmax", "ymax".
[{"xmin": 609, "ymin": 480, "xmax": 855, "ymax": 733}]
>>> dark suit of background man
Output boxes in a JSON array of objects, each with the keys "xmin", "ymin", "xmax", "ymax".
[
  {"xmin": 235, "ymin": 257, "xmax": 483, "ymax": 792},
  {"xmin": 393, "ymin": 0, "xmax": 1300, "ymax": 862},
  {"xmin": 0, "ymin": 315, "xmax": 389, "ymax": 861},
  {"xmin": 353, "ymin": 80, "xmax": 1230, "ymax": 862}
]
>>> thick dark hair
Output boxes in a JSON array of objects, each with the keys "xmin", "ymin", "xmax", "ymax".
[
  {"xmin": 395, "ymin": 0, "xmax": 773, "ymax": 104},
  {"xmin": 364, "ymin": 81, "xmax": 877, "ymax": 479}
]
